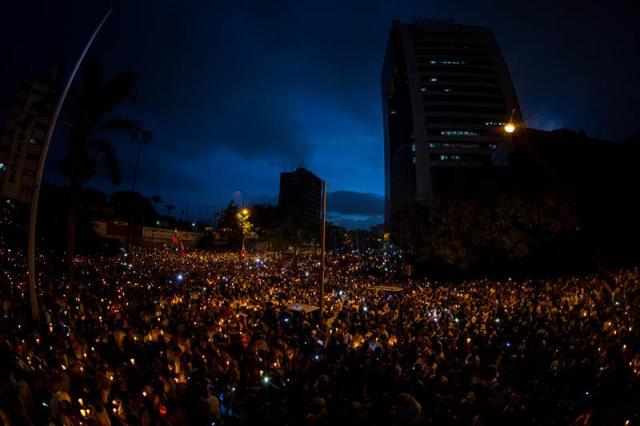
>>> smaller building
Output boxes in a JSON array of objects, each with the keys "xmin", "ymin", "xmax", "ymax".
[
  {"xmin": 0, "ymin": 80, "xmax": 56, "ymax": 204},
  {"xmin": 91, "ymin": 219, "xmax": 203, "ymax": 247},
  {"xmin": 278, "ymin": 167, "xmax": 322, "ymax": 227}
]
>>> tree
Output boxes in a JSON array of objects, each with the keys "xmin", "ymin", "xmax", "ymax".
[
  {"xmin": 236, "ymin": 208, "xmax": 256, "ymax": 254},
  {"xmin": 217, "ymin": 202, "xmax": 242, "ymax": 249},
  {"xmin": 110, "ymin": 191, "xmax": 157, "ymax": 225},
  {"xmin": 58, "ymin": 56, "xmax": 149, "ymax": 279},
  {"xmin": 389, "ymin": 188, "xmax": 576, "ymax": 277}
]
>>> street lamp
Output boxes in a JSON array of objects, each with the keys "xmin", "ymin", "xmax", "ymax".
[
  {"xmin": 27, "ymin": 7, "xmax": 113, "ymax": 321},
  {"xmin": 504, "ymin": 107, "xmax": 517, "ymax": 134},
  {"xmin": 504, "ymin": 122, "xmax": 516, "ymax": 133}
]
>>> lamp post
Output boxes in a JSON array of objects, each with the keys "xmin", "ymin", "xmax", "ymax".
[
  {"xmin": 126, "ymin": 131, "xmax": 151, "ymax": 251},
  {"xmin": 503, "ymin": 106, "xmax": 535, "ymax": 167},
  {"xmin": 504, "ymin": 107, "xmax": 517, "ymax": 134},
  {"xmin": 319, "ymin": 180, "xmax": 327, "ymax": 328},
  {"xmin": 27, "ymin": 7, "xmax": 113, "ymax": 321}
]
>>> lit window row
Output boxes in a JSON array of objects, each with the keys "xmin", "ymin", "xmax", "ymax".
[
  {"xmin": 429, "ymin": 143, "xmax": 482, "ymax": 149},
  {"xmin": 429, "ymin": 59, "xmax": 465, "ymax": 65},
  {"xmin": 440, "ymin": 130, "xmax": 479, "ymax": 136},
  {"xmin": 421, "ymin": 85, "xmax": 452, "ymax": 93},
  {"xmin": 439, "ymin": 154, "xmax": 463, "ymax": 161},
  {"xmin": 484, "ymin": 121, "xmax": 504, "ymax": 126}
]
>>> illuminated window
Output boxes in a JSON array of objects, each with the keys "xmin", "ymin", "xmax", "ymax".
[
  {"xmin": 430, "ymin": 59, "xmax": 465, "ymax": 65},
  {"xmin": 411, "ymin": 143, "xmax": 416, "ymax": 152},
  {"xmin": 29, "ymin": 137, "xmax": 39, "ymax": 145},
  {"xmin": 440, "ymin": 154, "xmax": 448, "ymax": 161},
  {"xmin": 390, "ymin": 109, "xmax": 398, "ymax": 115},
  {"xmin": 430, "ymin": 77, "xmax": 438, "ymax": 82},
  {"xmin": 420, "ymin": 87, "xmax": 427, "ymax": 93},
  {"xmin": 428, "ymin": 143, "xmax": 441, "ymax": 148},
  {"xmin": 441, "ymin": 130, "xmax": 479, "ymax": 137}
]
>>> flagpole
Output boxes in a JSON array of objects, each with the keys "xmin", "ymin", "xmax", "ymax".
[
  {"xmin": 319, "ymin": 180, "xmax": 326, "ymax": 329},
  {"xmin": 27, "ymin": 8, "xmax": 113, "ymax": 322}
]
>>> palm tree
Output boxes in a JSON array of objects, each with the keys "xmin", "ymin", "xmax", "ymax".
[{"xmin": 59, "ymin": 56, "xmax": 149, "ymax": 279}]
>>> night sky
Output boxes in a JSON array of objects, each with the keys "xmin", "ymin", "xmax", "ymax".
[{"xmin": 2, "ymin": 0, "xmax": 639, "ymax": 228}]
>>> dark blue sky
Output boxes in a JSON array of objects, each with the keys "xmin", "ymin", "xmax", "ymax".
[{"xmin": 2, "ymin": 0, "xmax": 639, "ymax": 228}]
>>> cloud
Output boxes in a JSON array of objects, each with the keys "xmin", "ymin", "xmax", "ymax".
[
  {"xmin": 327, "ymin": 191, "xmax": 384, "ymax": 216},
  {"xmin": 327, "ymin": 212, "xmax": 384, "ymax": 230},
  {"xmin": 14, "ymin": 0, "xmax": 640, "ymax": 213}
]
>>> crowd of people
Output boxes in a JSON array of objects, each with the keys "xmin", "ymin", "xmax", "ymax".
[{"xmin": 0, "ymin": 244, "xmax": 639, "ymax": 425}]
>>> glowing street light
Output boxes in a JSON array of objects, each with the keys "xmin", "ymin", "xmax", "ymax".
[
  {"xmin": 504, "ymin": 122, "xmax": 515, "ymax": 133},
  {"xmin": 504, "ymin": 107, "xmax": 517, "ymax": 134}
]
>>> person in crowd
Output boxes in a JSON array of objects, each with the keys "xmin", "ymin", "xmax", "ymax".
[{"xmin": 0, "ymin": 246, "xmax": 638, "ymax": 425}]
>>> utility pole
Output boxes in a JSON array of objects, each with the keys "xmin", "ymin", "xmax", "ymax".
[
  {"xmin": 27, "ymin": 8, "xmax": 113, "ymax": 321},
  {"xmin": 319, "ymin": 180, "xmax": 327, "ymax": 328},
  {"xmin": 126, "ymin": 136, "xmax": 144, "ymax": 251}
]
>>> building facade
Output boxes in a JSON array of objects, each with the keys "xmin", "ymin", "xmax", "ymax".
[
  {"xmin": 382, "ymin": 20, "xmax": 523, "ymax": 220},
  {"xmin": 0, "ymin": 80, "xmax": 55, "ymax": 204},
  {"xmin": 278, "ymin": 167, "xmax": 322, "ymax": 227}
]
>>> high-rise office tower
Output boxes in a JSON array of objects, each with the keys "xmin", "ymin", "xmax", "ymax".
[
  {"xmin": 0, "ymin": 80, "xmax": 55, "ymax": 204},
  {"xmin": 382, "ymin": 20, "xmax": 523, "ymax": 220},
  {"xmin": 278, "ymin": 167, "xmax": 322, "ymax": 228}
]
